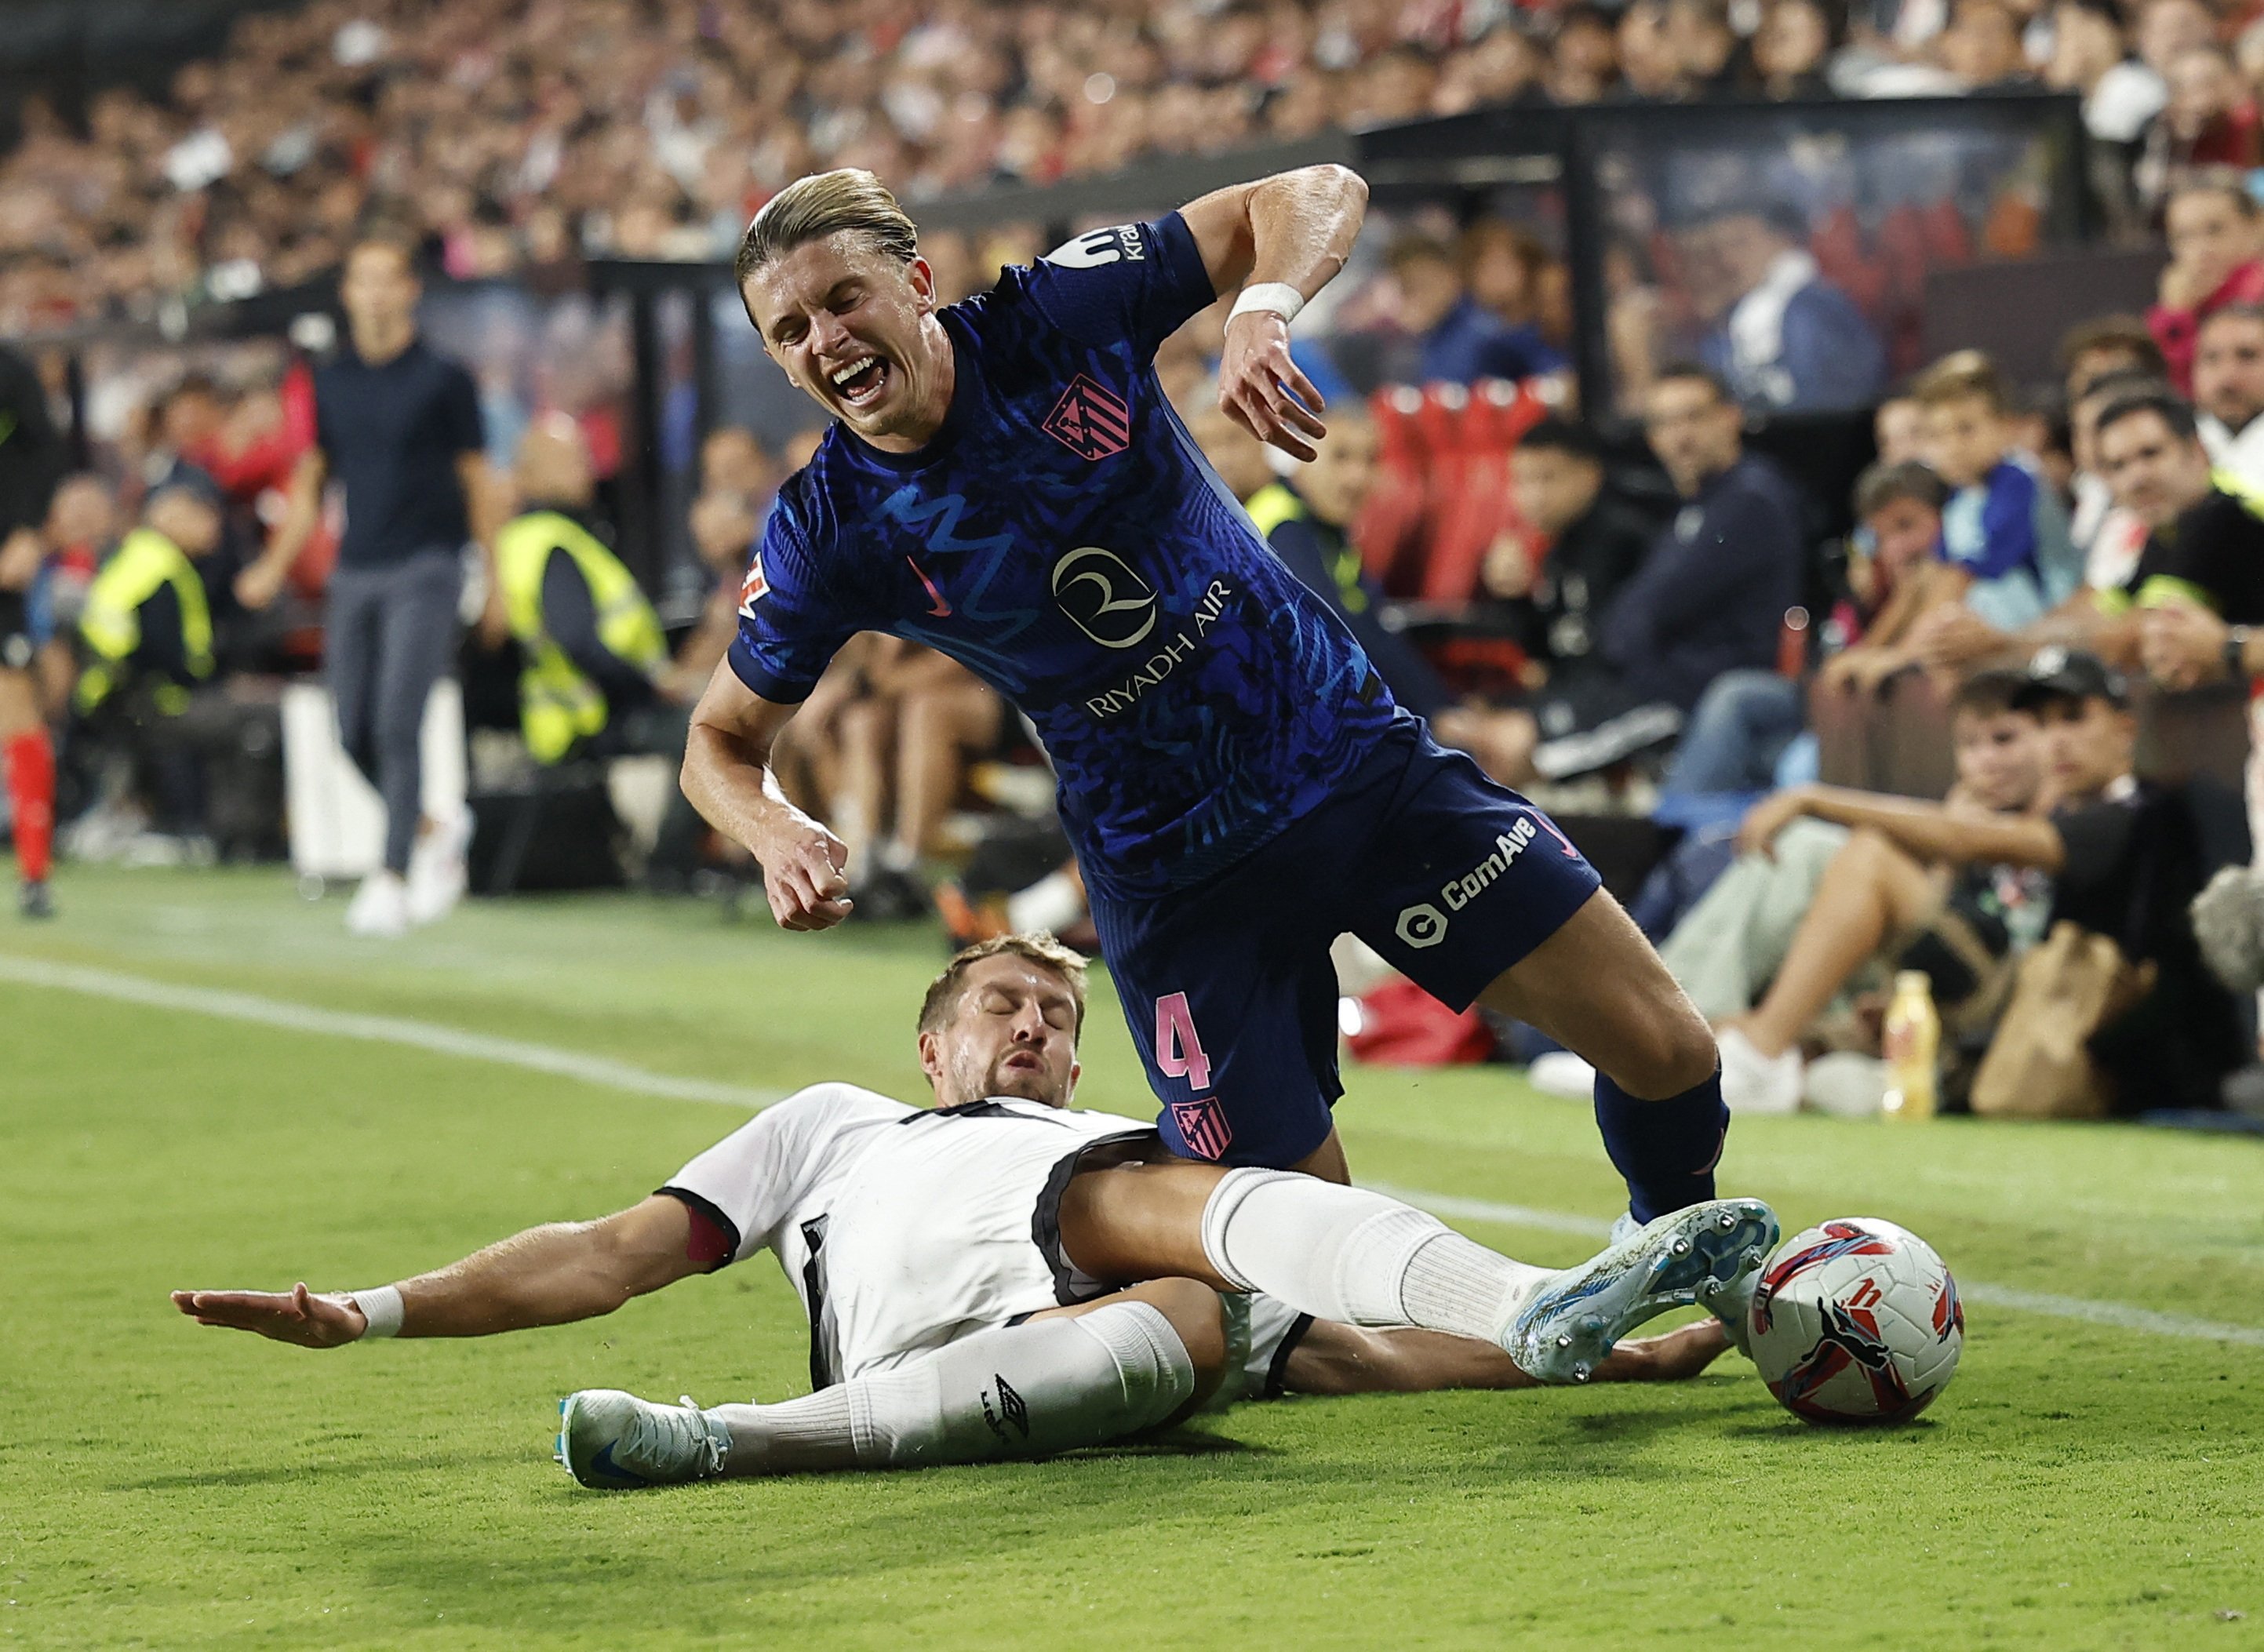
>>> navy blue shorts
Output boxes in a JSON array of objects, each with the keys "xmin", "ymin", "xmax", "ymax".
[{"xmin": 1089, "ymin": 722, "xmax": 1603, "ymax": 1168}]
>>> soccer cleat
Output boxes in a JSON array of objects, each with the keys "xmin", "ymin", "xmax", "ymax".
[
  {"xmin": 345, "ymin": 870, "xmax": 412, "ymax": 938},
  {"xmin": 19, "ymin": 879, "xmax": 53, "ymax": 919},
  {"xmin": 1504, "ymin": 1199, "xmax": 1779, "ymax": 1384},
  {"xmin": 406, "ymin": 805, "xmax": 473, "ymax": 926},
  {"xmin": 556, "ymin": 1390, "xmax": 730, "ymax": 1490}
]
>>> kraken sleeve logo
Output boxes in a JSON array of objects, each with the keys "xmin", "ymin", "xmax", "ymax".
[{"xmin": 1051, "ymin": 547, "xmax": 1158, "ymax": 650}]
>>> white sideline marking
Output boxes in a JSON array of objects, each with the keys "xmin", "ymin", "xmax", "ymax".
[
  {"xmin": 1366, "ymin": 1182, "xmax": 2264, "ymax": 1352},
  {"xmin": 11, "ymin": 954, "xmax": 2262, "ymax": 1352},
  {"xmin": 0, "ymin": 954, "xmax": 782, "ymax": 1111}
]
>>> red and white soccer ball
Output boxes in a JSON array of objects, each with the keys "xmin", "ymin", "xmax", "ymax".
[{"xmin": 1747, "ymin": 1217, "xmax": 1964, "ymax": 1425}]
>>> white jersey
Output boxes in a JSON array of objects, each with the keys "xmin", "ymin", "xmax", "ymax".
[{"xmin": 661, "ymin": 1083, "xmax": 1313, "ymax": 1397}]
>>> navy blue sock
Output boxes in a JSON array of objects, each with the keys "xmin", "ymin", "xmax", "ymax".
[{"xmin": 1594, "ymin": 1068, "xmax": 1729, "ymax": 1224}]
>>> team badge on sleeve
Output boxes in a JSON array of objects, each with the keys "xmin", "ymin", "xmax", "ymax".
[{"xmin": 737, "ymin": 555, "xmax": 770, "ymax": 620}]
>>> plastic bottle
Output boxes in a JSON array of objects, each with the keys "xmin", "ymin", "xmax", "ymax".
[{"xmin": 1881, "ymin": 970, "xmax": 1939, "ymax": 1121}]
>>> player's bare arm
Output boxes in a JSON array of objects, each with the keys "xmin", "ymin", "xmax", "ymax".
[
  {"xmin": 1177, "ymin": 165, "xmax": 1368, "ymax": 462},
  {"xmin": 171, "ymin": 1194, "xmax": 704, "ymax": 1348},
  {"xmin": 680, "ymin": 663, "xmax": 854, "ymax": 930}
]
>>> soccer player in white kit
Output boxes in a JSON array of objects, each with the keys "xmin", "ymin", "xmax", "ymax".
[{"xmin": 175, "ymin": 937, "xmax": 1761, "ymax": 1488}]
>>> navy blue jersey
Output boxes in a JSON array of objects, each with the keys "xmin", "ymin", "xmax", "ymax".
[{"xmin": 728, "ymin": 213, "xmax": 1400, "ymax": 900}]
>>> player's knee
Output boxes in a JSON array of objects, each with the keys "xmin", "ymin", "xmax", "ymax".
[{"xmin": 1134, "ymin": 1277, "xmax": 1230, "ymax": 1394}]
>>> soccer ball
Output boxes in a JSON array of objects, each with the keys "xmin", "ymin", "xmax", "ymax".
[{"xmin": 1747, "ymin": 1217, "xmax": 1964, "ymax": 1425}]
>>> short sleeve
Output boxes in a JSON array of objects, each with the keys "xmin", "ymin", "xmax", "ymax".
[
  {"xmin": 441, "ymin": 361, "xmax": 486, "ymax": 456},
  {"xmin": 1960, "ymin": 464, "xmax": 2041, "ymax": 582},
  {"xmin": 1020, "ymin": 213, "xmax": 1218, "ymax": 356},
  {"xmin": 726, "ymin": 482, "xmax": 869, "ymax": 704},
  {"xmin": 658, "ymin": 1084, "xmax": 911, "ymax": 1265}
]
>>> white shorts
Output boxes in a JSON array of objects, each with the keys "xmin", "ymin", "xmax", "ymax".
[
  {"xmin": 812, "ymin": 1100, "xmax": 1315, "ymax": 1397},
  {"xmin": 814, "ymin": 1101, "xmax": 1161, "ymax": 1382}
]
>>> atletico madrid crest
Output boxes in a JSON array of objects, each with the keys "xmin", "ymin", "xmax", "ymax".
[{"xmin": 1043, "ymin": 375, "xmax": 1132, "ymax": 460}]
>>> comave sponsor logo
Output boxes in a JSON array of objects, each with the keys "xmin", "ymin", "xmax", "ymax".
[{"xmin": 1392, "ymin": 816, "xmax": 1541, "ymax": 949}]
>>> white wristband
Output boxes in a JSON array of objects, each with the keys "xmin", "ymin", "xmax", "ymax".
[
  {"xmin": 351, "ymin": 1285, "xmax": 404, "ymax": 1341},
  {"xmin": 1228, "ymin": 282, "xmax": 1305, "ymax": 326}
]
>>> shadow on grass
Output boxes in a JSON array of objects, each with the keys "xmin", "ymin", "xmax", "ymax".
[{"xmin": 116, "ymin": 1447, "xmax": 526, "ymax": 1490}]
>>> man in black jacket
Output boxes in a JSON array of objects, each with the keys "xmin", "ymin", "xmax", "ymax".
[
  {"xmin": 1600, "ymin": 364, "xmax": 1807, "ymax": 715},
  {"xmin": 1433, "ymin": 416, "xmax": 1661, "ymax": 783}
]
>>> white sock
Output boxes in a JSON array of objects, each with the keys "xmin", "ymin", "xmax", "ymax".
[
  {"xmin": 1199, "ymin": 1168, "xmax": 1548, "ymax": 1341},
  {"xmin": 711, "ymin": 1302, "xmax": 1195, "ymax": 1475},
  {"xmin": 1006, "ymin": 868, "xmax": 1084, "ymax": 935}
]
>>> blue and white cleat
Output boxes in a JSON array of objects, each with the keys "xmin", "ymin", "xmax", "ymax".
[
  {"xmin": 1506, "ymin": 1199, "xmax": 1779, "ymax": 1384},
  {"xmin": 556, "ymin": 1390, "xmax": 730, "ymax": 1490},
  {"xmin": 1611, "ymin": 1207, "xmax": 1762, "ymax": 1359}
]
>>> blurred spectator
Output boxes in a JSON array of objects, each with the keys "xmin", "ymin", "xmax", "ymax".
[
  {"xmin": 1689, "ymin": 206, "xmax": 1887, "ymax": 413},
  {"xmin": 1549, "ymin": 5, "xmax": 1625, "ymax": 102},
  {"xmin": 2058, "ymin": 312, "xmax": 2168, "ymax": 402},
  {"xmin": 2149, "ymin": 171, "xmax": 2264, "ymax": 394},
  {"xmin": 674, "ymin": 426, "xmax": 773, "ymax": 689},
  {"xmin": 1874, "ymin": 395, "xmax": 1927, "ymax": 466},
  {"xmin": 2102, "ymin": 389, "xmax": 2264, "ymax": 681},
  {"xmin": 2193, "ymin": 304, "xmax": 2264, "ymax": 488},
  {"xmin": 2135, "ymin": 48, "xmax": 2264, "ymax": 211},
  {"xmin": 1938, "ymin": 0, "xmax": 2040, "ymax": 89},
  {"xmin": 1664, "ymin": 0, "xmax": 1753, "ymax": 96},
  {"xmin": 1461, "ymin": 221, "xmax": 1569, "ymax": 380},
  {"xmin": 1905, "ymin": 351, "xmax": 2077, "ymax": 650},
  {"xmin": 1753, "ymin": 0, "xmax": 1837, "ymax": 98},
  {"xmin": 70, "ymin": 478, "xmax": 225, "ymax": 854},
  {"xmin": 1616, "ymin": 0, "xmax": 1688, "ymax": 99},
  {"xmin": 495, "ymin": 414, "xmax": 704, "ymax": 885},
  {"xmin": 1600, "ymin": 365, "xmax": 1808, "ymax": 716},
  {"xmin": 2066, "ymin": 366, "xmax": 2165, "ymax": 593},
  {"xmin": 1245, "ymin": 412, "xmax": 1450, "ymax": 718},
  {"xmin": 1815, "ymin": 460, "xmax": 1959, "ymax": 694},
  {"xmin": 1188, "ymin": 405, "xmax": 1279, "ymax": 503},
  {"xmin": 2046, "ymin": 0, "xmax": 2167, "ymax": 145},
  {"xmin": 1436, "ymin": 417, "xmax": 1660, "ymax": 783},
  {"xmin": 1382, "ymin": 234, "xmax": 1563, "ymax": 386},
  {"xmin": 1671, "ymin": 669, "xmax": 2049, "ymax": 1112}
]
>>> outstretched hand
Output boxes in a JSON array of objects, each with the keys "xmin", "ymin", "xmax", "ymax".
[
  {"xmin": 1218, "ymin": 311, "xmax": 1327, "ymax": 462},
  {"xmin": 172, "ymin": 1283, "xmax": 367, "ymax": 1348}
]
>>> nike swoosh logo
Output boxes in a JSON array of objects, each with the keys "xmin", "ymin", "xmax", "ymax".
[{"xmin": 908, "ymin": 557, "xmax": 952, "ymax": 617}]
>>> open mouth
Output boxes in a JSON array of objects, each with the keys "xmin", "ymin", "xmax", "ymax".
[{"xmin": 827, "ymin": 355, "xmax": 889, "ymax": 409}]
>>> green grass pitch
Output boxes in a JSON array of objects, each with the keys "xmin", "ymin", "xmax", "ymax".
[{"xmin": 3, "ymin": 864, "xmax": 2261, "ymax": 1649}]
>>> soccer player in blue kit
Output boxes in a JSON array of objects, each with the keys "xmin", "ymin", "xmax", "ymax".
[{"xmin": 680, "ymin": 166, "xmax": 1751, "ymax": 1351}]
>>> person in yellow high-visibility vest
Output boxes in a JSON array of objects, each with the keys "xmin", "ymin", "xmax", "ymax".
[
  {"xmin": 71, "ymin": 476, "xmax": 227, "ymax": 850},
  {"xmin": 496, "ymin": 417, "xmax": 705, "ymax": 882}
]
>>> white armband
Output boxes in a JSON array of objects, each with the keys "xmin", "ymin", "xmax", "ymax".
[
  {"xmin": 351, "ymin": 1285, "xmax": 404, "ymax": 1341},
  {"xmin": 1228, "ymin": 282, "xmax": 1305, "ymax": 326}
]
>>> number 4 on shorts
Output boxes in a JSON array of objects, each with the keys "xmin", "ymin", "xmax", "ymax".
[{"xmin": 1153, "ymin": 992, "xmax": 1213, "ymax": 1091}]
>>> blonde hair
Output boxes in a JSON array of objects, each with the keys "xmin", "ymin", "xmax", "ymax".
[
  {"xmin": 918, "ymin": 933, "xmax": 1090, "ymax": 1037},
  {"xmin": 736, "ymin": 169, "xmax": 919, "ymax": 286},
  {"xmin": 1910, "ymin": 349, "xmax": 2007, "ymax": 413}
]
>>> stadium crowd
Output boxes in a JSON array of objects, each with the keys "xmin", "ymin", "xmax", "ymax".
[
  {"xmin": 9, "ymin": 3, "xmax": 2264, "ymax": 1126},
  {"xmin": 0, "ymin": 0, "xmax": 2258, "ymax": 327}
]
